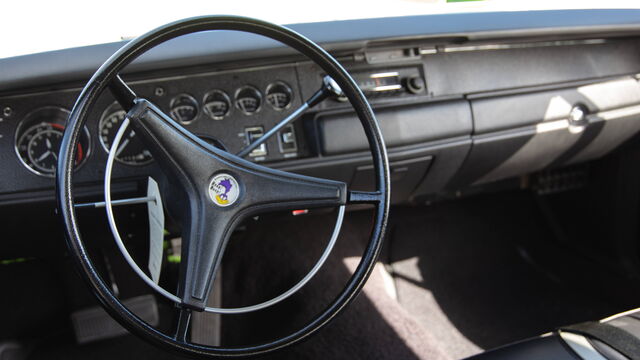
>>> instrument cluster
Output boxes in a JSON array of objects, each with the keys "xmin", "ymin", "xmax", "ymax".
[{"xmin": 13, "ymin": 80, "xmax": 296, "ymax": 177}]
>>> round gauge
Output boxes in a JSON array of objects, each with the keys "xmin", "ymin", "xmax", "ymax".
[
  {"xmin": 235, "ymin": 86, "xmax": 262, "ymax": 115},
  {"xmin": 169, "ymin": 94, "xmax": 199, "ymax": 124},
  {"xmin": 266, "ymin": 82, "xmax": 293, "ymax": 110},
  {"xmin": 26, "ymin": 125, "xmax": 64, "ymax": 173},
  {"xmin": 99, "ymin": 103, "xmax": 153, "ymax": 166},
  {"xmin": 203, "ymin": 90, "xmax": 231, "ymax": 120},
  {"xmin": 15, "ymin": 107, "xmax": 90, "ymax": 177}
]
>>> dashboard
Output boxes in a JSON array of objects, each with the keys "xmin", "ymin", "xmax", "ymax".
[{"xmin": 2, "ymin": 9, "xmax": 640, "ymax": 205}]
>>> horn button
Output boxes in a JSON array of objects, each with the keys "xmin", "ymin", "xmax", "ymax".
[{"xmin": 208, "ymin": 173, "xmax": 240, "ymax": 207}]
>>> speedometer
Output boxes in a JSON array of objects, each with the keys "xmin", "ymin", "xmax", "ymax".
[{"xmin": 99, "ymin": 103, "xmax": 153, "ymax": 166}]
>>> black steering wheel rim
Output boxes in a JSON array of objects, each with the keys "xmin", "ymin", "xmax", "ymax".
[{"xmin": 56, "ymin": 15, "xmax": 390, "ymax": 358}]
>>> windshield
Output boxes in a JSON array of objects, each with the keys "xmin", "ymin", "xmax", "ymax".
[{"xmin": 2, "ymin": 0, "xmax": 640, "ymax": 59}]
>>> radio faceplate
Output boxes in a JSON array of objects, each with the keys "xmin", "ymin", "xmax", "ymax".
[
  {"xmin": 296, "ymin": 63, "xmax": 427, "ymax": 112},
  {"xmin": 349, "ymin": 67, "xmax": 426, "ymax": 98}
]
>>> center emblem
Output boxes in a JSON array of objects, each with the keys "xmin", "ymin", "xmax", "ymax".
[{"xmin": 208, "ymin": 173, "xmax": 240, "ymax": 207}]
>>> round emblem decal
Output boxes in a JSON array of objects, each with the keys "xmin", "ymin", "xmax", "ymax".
[{"xmin": 208, "ymin": 173, "xmax": 240, "ymax": 207}]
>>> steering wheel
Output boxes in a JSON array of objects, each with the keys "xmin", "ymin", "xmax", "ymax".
[{"xmin": 56, "ymin": 16, "xmax": 390, "ymax": 358}]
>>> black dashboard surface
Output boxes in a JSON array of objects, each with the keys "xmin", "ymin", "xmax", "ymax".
[
  {"xmin": 2, "ymin": 9, "xmax": 640, "ymax": 204},
  {"xmin": 3, "ymin": 9, "xmax": 640, "ymax": 93}
]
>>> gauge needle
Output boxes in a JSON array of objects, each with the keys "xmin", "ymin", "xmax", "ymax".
[
  {"xmin": 116, "ymin": 138, "xmax": 131, "ymax": 156},
  {"xmin": 37, "ymin": 150, "xmax": 52, "ymax": 162}
]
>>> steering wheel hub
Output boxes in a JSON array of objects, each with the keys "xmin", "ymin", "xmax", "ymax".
[{"xmin": 208, "ymin": 173, "xmax": 241, "ymax": 207}]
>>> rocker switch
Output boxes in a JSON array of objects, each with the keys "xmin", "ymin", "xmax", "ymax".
[{"xmin": 278, "ymin": 125, "xmax": 297, "ymax": 153}]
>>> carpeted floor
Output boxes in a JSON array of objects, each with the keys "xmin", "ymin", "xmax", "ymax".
[
  {"xmin": 387, "ymin": 191, "xmax": 640, "ymax": 359},
  {"xmin": 19, "ymin": 190, "xmax": 640, "ymax": 359},
  {"xmin": 219, "ymin": 209, "xmax": 451, "ymax": 360}
]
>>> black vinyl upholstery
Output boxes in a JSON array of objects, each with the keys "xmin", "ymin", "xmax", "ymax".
[{"xmin": 464, "ymin": 335, "xmax": 578, "ymax": 360}]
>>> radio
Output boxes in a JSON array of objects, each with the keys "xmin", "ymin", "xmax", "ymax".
[{"xmin": 347, "ymin": 66, "xmax": 426, "ymax": 98}]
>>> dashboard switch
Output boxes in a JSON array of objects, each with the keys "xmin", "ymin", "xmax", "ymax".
[
  {"xmin": 278, "ymin": 125, "xmax": 297, "ymax": 153},
  {"xmin": 244, "ymin": 127, "xmax": 268, "ymax": 158}
]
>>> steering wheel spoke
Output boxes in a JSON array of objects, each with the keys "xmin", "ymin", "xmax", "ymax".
[
  {"xmin": 109, "ymin": 75, "xmax": 137, "ymax": 111},
  {"xmin": 174, "ymin": 307, "xmax": 192, "ymax": 342},
  {"xmin": 127, "ymin": 99, "xmax": 220, "ymax": 180},
  {"xmin": 348, "ymin": 190, "xmax": 383, "ymax": 204},
  {"xmin": 179, "ymin": 199, "xmax": 238, "ymax": 310},
  {"xmin": 238, "ymin": 168, "xmax": 347, "ymax": 213}
]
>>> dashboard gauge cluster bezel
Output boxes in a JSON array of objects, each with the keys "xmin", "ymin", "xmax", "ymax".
[
  {"xmin": 2, "ymin": 63, "xmax": 316, "ymax": 196},
  {"xmin": 13, "ymin": 106, "xmax": 91, "ymax": 178}
]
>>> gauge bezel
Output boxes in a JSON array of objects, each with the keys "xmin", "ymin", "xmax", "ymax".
[
  {"xmin": 98, "ymin": 102, "xmax": 154, "ymax": 166},
  {"xmin": 234, "ymin": 85, "xmax": 263, "ymax": 115},
  {"xmin": 202, "ymin": 89, "xmax": 232, "ymax": 121},
  {"xmin": 265, "ymin": 81, "xmax": 294, "ymax": 111},
  {"xmin": 169, "ymin": 93, "xmax": 199, "ymax": 124},
  {"xmin": 14, "ymin": 106, "xmax": 91, "ymax": 178}
]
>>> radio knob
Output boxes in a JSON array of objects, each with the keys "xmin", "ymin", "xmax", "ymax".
[{"xmin": 406, "ymin": 76, "xmax": 425, "ymax": 94}]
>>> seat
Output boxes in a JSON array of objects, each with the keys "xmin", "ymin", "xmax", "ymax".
[{"xmin": 467, "ymin": 309, "xmax": 640, "ymax": 360}]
